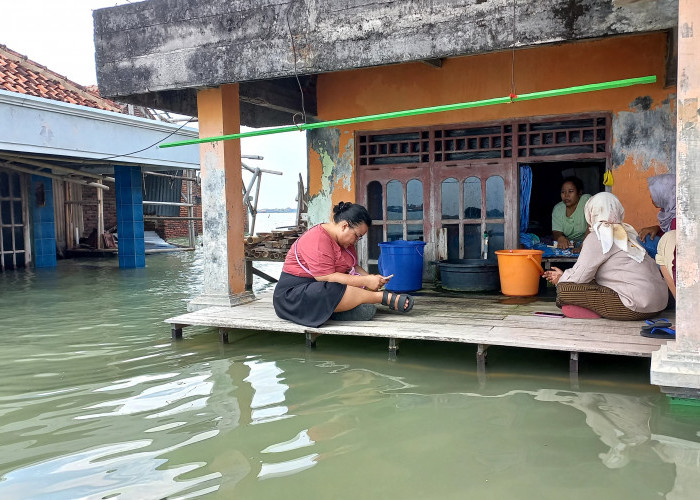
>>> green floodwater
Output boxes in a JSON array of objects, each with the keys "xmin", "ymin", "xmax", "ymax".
[{"xmin": 1, "ymin": 244, "xmax": 699, "ymax": 499}]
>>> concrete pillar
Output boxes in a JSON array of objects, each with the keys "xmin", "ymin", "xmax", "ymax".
[
  {"xmin": 31, "ymin": 175, "xmax": 57, "ymax": 268},
  {"xmin": 651, "ymin": 0, "xmax": 700, "ymax": 395},
  {"xmin": 114, "ymin": 165, "xmax": 145, "ymax": 269},
  {"xmin": 188, "ymin": 84, "xmax": 254, "ymax": 310}
]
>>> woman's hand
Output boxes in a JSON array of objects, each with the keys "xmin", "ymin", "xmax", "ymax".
[
  {"xmin": 542, "ymin": 266, "xmax": 564, "ymax": 286},
  {"xmin": 638, "ymin": 225, "xmax": 661, "ymax": 241},
  {"xmin": 363, "ymin": 274, "xmax": 386, "ymax": 291},
  {"xmin": 556, "ymin": 235, "xmax": 572, "ymax": 249}
]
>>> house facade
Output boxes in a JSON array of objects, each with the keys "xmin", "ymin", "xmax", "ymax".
[
  {"xmin": 0, "ymin": 44, "xmax": 200, "ymax": 269},
  {"xmin": 93, "ymin": 0, "xmax": 700, "ymax": 392}
]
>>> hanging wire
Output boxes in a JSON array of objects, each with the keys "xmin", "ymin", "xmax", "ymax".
[
  {"xmin": 286, "ymin": 0, "xmax": 307, "ymax": 129},
  {"xmin": 98, "ymin": 116, "xmax": 196, "ymax": 161},
  {"xmin": 510, "ymin": 0, "xmax": 518, "ymax": 101}
]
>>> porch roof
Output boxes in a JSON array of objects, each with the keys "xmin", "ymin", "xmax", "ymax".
[
  {"xmin": 0, "ymin": 89, "xmax": 199, "ymax": 174},
  {"xmin": 92, "ymin": 0, "xmax": 678, "ymax": 127}
]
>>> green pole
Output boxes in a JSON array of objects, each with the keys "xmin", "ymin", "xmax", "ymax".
[{"xmin": 159, "ymin": 75, "xmax": 656, "ymax": 148}]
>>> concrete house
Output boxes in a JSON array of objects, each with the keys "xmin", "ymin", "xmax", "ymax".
[
  {"xmin": 93, "ymin": 0, "xmax": 700, "ymax": 393},
  {"xmin": 0, "ymin": 44, "xmax": 200, "ymax": 270}
]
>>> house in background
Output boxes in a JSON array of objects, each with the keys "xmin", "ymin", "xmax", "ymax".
[
  {"xmin": 0, "ymin": 44, "xmax": 200, "ymax": 270},
  {"xmin": 92, "ymin": 0, "xmax": 700, "ymax": 393}
]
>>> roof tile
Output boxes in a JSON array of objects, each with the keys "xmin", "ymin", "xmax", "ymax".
[{"xmin": 0, "ymin": 44, "xmax": 121, "ymax": 112}]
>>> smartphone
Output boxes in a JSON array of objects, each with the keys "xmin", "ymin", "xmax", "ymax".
[
  {"xmin": 534, "ymin": 311, "xmax": 565, "ymax": 318},
  {"xmin": 383, "ymin": 274, "xmax": 394, "ymax": 279}
]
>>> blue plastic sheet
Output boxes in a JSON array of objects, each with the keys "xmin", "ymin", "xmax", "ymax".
[
  {"xmin": 640, "ymin": 235, "xmax": 660, "ymax": 259},
  {"xmin": 520, "ymin": 165, "xmax": 532, "ymax": 233}
]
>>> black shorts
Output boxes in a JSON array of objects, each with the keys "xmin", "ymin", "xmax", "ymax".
[{"xmin": 273, "ymin": 272, "xmax": 346, "ymax": 327}]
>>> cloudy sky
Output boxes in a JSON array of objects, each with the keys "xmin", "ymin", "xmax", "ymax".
[{"xmin": 2, "ymin": 0, "xmax": 307, "ymax": 209}]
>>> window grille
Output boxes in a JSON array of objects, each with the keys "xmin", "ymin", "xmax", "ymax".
[{"xmin": 357, "ymin": 114, "xmax": 609, "ymax": 165}]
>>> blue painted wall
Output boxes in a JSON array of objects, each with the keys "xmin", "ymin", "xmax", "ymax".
[
  {"xmin": 114, "ymin": 166, "xmax": 145, "ymax": 268},
  {"xmin": 31, "ymin": 175, "xmax": 57, "ymax": 268}
]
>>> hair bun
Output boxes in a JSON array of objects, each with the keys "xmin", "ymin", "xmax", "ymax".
[{"xmin": 333, "ymin": 201, "xmax": 351, "ymax": 215}]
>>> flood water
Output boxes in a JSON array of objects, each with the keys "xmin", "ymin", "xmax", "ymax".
[{"xmin": 1, "ymin": 215, "xmax": 699, "ymax": 499}]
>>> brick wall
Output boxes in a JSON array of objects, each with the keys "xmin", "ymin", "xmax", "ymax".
[
  {"xmin": 81, "ymin": 184, "xmax": 117, "ymax": 237},
  {"xmin": 81, "ymin": 177, "xmax": 201, "ymax": 242},
  {"xmin": 162, "ymin": 178, "xmax": 202, "ymax": 239}
]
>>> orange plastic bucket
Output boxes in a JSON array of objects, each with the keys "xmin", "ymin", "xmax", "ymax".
[{"xmin": 495, "ymin": 249, "xmax": 544, "ymax": 296}]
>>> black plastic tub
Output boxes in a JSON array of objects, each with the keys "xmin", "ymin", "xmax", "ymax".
[{"xmin": 438, "ymin": 259, "xmax": 500, "ymax": 291}]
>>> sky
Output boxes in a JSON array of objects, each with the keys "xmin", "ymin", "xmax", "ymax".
[{"xmin": 2, "ymin": 0, "xmax": 308, "ymax": 209}]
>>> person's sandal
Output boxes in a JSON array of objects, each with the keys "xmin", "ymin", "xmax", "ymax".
[
  {"xmin": 381, "ymin": 290, "xmax": 414, "ymax": 313},
  {"xmin": 640, "ymin": 318, "xmax": 672, "ymax": 335}
]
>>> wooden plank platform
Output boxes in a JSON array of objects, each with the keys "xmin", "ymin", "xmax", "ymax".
[{"xmin": 165, "ymin": 289, "xmax": 674, "ymax": 359}]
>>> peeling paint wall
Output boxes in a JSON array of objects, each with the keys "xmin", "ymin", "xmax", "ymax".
[
  {"xmin": 307, "ymin": 127, "xmax": 355, "ymax": 225},
  {"xmin": 308, "ymin": 32, "xmax": 676, "ymax": 231},
  {"xmin": 612, "ymin": 97, "xmax": 676, "ymax": 172},
  {"xmin": 611, "ymin": 96, "xmax": 677, "ymax": 226}
]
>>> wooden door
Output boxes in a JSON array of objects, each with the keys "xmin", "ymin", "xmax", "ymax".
[
  {"xmin": 357, "ymin": 165, "xmax": 431, "ymax": 273},
  {"xmin": 430, "ymin": 161, "xmax": 517, "ymax": 260}
]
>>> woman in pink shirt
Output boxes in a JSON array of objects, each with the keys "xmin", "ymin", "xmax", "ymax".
[{"xmin": 273, "ymin": 202, "xmax": 414, "ymax": 327}]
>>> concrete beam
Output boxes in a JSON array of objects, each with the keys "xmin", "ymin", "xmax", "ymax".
[
  {"xmin": 106, "ymin": 77, "xmax": 317, "ymax": 127},
  {"xmin": 94, "ymin": 0, "xmax": 678, "ymax": 100},
  {"xmin": 651, "ymin": 0, "xmax": 700, "ymax": 393}
]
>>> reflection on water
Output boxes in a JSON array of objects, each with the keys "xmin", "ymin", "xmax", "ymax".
[{"xmin": 1, "ymin": 228, "xmax": 699, "ymax": 498}]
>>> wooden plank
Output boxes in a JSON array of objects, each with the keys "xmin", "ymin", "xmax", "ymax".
[{"xmin": 165, "ymin": 292, "xmax": 673, "ymax": 358}]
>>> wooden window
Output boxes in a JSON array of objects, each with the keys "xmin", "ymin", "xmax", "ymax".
[
  {"xmin": 0, "ymin": 170, "xmax": 29, "ymax": 271},
  {"xmin": 515, "ymin": 116, "xmax": 608, "ymax": 159},
  {"xmin": 358, "ymin": 131, "xmax": 430, "ymax": 166},
  {"xmin": 356, "ymin": 113, "xmax": 608, "ymax": 268}
]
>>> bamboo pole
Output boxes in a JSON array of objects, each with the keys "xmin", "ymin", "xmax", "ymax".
[
  {"xmin": 0, "ymin": 161, "xmax": 110, "ymax": 190},
  {"xmin": 142, "ymin": 201, "xmax": 193, "ymax": 207},
  {"xmin": 97, "ymin": 178, "xmax": 104, "ymax": 249},
  {"xmin": 160, "ymin": 76, "xmax": 657, "ymax": 148},
  {"xmin": 143, "ymin": 170, "xmax": 198, "ymax": 182},
  {"xmin": 0, "ymin": 154, "xmax": 104, "ymax": 180},
  {"xmin": 187, "ymin": 169, "xmax": 196, "ymax": 248}
]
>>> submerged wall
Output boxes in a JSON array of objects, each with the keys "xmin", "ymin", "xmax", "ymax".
[{"xmin": 307, "ymin": 32, "xmax": 676, "ymax": 230}]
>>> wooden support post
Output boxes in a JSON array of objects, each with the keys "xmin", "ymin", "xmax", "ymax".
[
  {"xmin": 570, "ymin": 352, "xmax": 580, "ymax": 390},
  {"xmin": 187, "ymin": 169, "xmax": 196, "ymax": 248},
  {"xmin": 476, "ymin": 344, "xmax": 489, "ymax": 371},
  {"xmin": 477, "ymin": 344, "xmax": 489, "ymax": 388},
  {"xmin": 388, "ymin": 337, "xmax": 400, "ymax": 360},
  {"xmin": 96, "ymin": 180, "xmax": 104, "ymax": 249},
  {"xmin": 171, "ymin": 323, "xmax": 185, "ymax": 340},
  {"xmin": 305, "ymin": 332, "xmax": 320, "ymax": 348},
  {"xmin": 219, "ymin": 328, "xmax": 229, "ymax": 344},
  {"xmin": 245, "ymin": 260, "xmax": 254, "ymax": 291},
  {"xmin": 569, "ymin": 351, "xmax": 579, "ymax": 374}
]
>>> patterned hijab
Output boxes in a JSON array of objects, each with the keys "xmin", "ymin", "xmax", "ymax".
[
  {"xmin": 647, "ymin": 174, "xmax": 676, "ymax": 232},
  {"xmin": 584, "ymin": 192, "xmax": 645, "ymax": 263}
]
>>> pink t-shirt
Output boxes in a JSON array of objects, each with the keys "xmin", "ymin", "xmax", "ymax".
[{"xmin": 283, "ymin": 224, "xmax": 358, "ymax": 278}]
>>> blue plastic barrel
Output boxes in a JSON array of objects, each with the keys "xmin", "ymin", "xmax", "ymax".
[{"xmin": 378, "ymin": 240, "xmax": 426, "ymax": 293}]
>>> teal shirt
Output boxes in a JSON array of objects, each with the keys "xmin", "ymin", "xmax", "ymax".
[{"xmin": 552, "ymin": 193, "xmax": 591, "ymax": 241}]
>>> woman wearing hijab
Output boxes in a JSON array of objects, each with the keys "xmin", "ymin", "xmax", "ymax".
[
  {"xmin": 639, "ymin": 173, "xmax": 676, "ymax": 241},
  {"xmin": 542, "ymin": 192, "xmax": 668, "ymax": 320}
]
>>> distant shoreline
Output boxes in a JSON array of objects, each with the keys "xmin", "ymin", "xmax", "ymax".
[{"xmin": 257, "ymin": 208, "xmax": 295, "ymax": 213}]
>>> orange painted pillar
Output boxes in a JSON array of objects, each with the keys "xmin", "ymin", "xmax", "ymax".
[
  {"xmin": 651, "ymin": 0, "xmax": 700, "ymax": 394},
  {"xmin": 188, "ymin": 84, "xmax": 254, "ymax": 310}
]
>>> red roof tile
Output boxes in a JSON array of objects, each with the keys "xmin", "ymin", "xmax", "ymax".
[{"xmin": 0, "ymin": 44, "xmax": 121, "ymax": 112}]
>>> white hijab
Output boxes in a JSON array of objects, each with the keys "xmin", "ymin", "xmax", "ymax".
[{"xmin": 584, "ymin": 192, "xmax": 645, "ymax": 263}]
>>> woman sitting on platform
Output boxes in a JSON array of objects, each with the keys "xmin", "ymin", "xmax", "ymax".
[
  {"xmin": 273, "ymin": 202, "xmax": 414, "ymax": 328},
  {"xmin": 551, "ymin": 176, "xmax": 591, "ymax": 253},
  {"xmin": 638, "ymin": 173, "xmax": 676, "ymax": 263},
  {"xmin": 543, "ymin": 192, "xmax": 668, "ymax": 320}
]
